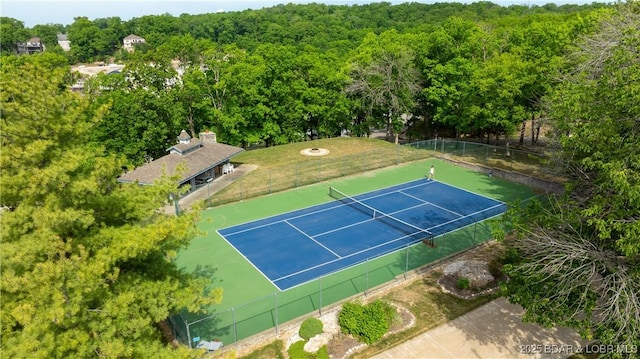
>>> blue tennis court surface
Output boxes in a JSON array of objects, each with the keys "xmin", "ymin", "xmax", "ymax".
[{"xmin": 218, "ymin": 179, "xmax": 506, "ymax": 290}]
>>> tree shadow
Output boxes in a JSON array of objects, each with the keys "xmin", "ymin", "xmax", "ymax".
[{"xmin": 444, "ymin": 297, "xmax": 587, "ymax": 355}]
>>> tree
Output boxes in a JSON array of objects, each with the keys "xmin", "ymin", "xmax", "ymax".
[
  {"xmin": 0, "ymin": 57, "xmax": 221, "ymax": 358},
  {"xmin": 0, "ymin": 17, "xmax": 29, "ymax": 55},
  {"xmin": 499, "ymin": 4, "xmax": 640, "ymax": 351},
  {"xmin": 68, "ymin": 17, "xmax": 109, "ymax": 62},
  {"xmin": 346, "ymin": 31, "xmax": 422, "ymax": 143},
  {"xmin": 419, "ymin": 17, "xmax": 486, "ymax": 139}
]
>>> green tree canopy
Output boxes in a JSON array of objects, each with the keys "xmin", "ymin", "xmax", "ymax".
[
  {"xmin": 500, "ymin": 4, "xmax": 640, "ymax": 350},
  {"xmin": 0, "ymin": 56, "xmax": 221, "ymax": 358}
]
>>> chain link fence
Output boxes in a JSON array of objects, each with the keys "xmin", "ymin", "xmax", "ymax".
[
  {"xmin": 172, "ymin": 221, "xmax": 498, "ymax": 348},
  {"xmin": 169, "ymin": 139, "xmax": 549, "ymax": 348}
]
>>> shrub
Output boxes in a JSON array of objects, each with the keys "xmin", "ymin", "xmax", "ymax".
[
  {"xmin": 457, "ymin": 277, "xmax": 470, "ymax": 290},
  {"xmin": 287, "ymin": 341, "xmax": 328, "ymax": 359},
  {"xmin": 338, "ymin": 300, "xmax": 395, "ymax": 344},
  {"xmin": 299, "ymin": 317, "xmax": 323, "ymax": 340},
  {"xmin": 315, "ymin": 345, "xmax": 329, "ymax": 359},
  {"xmin": 287, "ymin": 340, "xmax": 308, "ymax": 359}
]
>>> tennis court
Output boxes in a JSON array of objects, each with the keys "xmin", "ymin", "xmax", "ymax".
[{"xmin": 218, "ymin": 179, "xmax": 506, "ymax": 291}]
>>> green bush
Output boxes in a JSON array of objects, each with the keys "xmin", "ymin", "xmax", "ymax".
[
  {"xmin": 287, "ymin": 340, "xmax": 308, "ymax": 359},
  {"xmin": 315, "ymin": 345, "xmax": 329, "ymax": 359},
  {"xmin": 287, "ymin": 341, "xmax": 329, "ymax": 359},
  {"xmin": 299, "ymin": 317, "xmax": 323, "ymax": 340},
  {"xmin": 338, "ymin": 300, "xmax": 395, "ymax": 344},
  {"xmin": 457, "ymin": 277, "xmax": 470, "ymax": 290}
]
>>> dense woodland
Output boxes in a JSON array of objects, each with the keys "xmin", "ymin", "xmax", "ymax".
[
  {"xmin": 1, "ymin": 2, "xmax": 638, "ymax": 358},
  {"xmin": 1, "ymin": 1, "xmax": 614, "ymax": 165}
]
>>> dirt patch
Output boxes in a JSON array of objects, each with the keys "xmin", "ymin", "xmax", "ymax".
[
  {"xmin": 435, "ymin": 243, "xmax": 507, "ymax": 299},
  {"xmin": 300, "ymin": 148, "xmax": 330, "ymax": 156},
  {"xmin": 437, "ymin": 274, "xmax": 500, "ymax": 299},
  {"xmin": 327, "ymin": 332, "xmax": 362, "ymax": 359}
]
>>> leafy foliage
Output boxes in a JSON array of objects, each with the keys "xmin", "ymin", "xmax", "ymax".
[
  {"xmin": 0, "ymin": 55, "xmax": 221, "ymax": 358},
  {"xmin": 338, "ymin": 300, "xmax": 395, "ymax": 345},
  {"xmin": 499, "ymin": 3, "xmax": 640, "ymax": 351},
  {"xmin": 456, "ymin": 277, "xmax": 471, "ymax": 290},
  {"xmin": 299, "ymin": 317, "xmax": 324, "ymax": 340},
  {"xmin": 287, "ymin": 341, "xmax": 329, "ymax": 359}
]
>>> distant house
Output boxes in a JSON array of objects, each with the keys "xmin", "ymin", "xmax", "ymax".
[
  {"xmin": 123, "ymin": 34, "xmax": 146, "ymax": 52},
  {"xmin": 57, "ymin": 33, "xmax": 71, "ymax": 52},
  {"xmin": 117, "ymin": 130, "xmax": 244, "ymax": 190},
  {"xmin": 17, "ymin": 37, "xmax": 45, "ymax": 55}
]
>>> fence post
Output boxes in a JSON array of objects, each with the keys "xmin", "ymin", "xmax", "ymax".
[
  {"xmin": 232, "ymin": 307, "xmax": 237, "ymax": 343},
  {"xmin": 433, "ymin": 137, "xmax": 437, "ymax": 155},
  {"xmin": 317, "ymin": 158, "xmax": 321, "ymax": 182},
  {"xmin": 365, "ymin": 258, "xmax": 369, "ymax": 295},
  {"xmin": 463, "ymin": 142, "xmax": 466, "ymax": 157},
  {"xmin": 274, "ymin": 293, "xmax": 279, "ymax": 336},
  {"xmin": 295, "ymin": 163, "xmax": 299, "ymax": 187},
  {"xmin": 185, "ymin": 319, "xmax": 192, "ymax": 349},
  {"xmin": 269, "ymin": 169, "xmax": 272, "ymax": 194},
  {"xmin": 474, "ymin": 222, "xmax": 477, "ymax": 241},
  {"xmin": 240, "ymin": 177, "xmax": 244, "ymax": 201},
  {"xmin": 396, "ymin": 145, "xmax": 399, "ymax": 165},
  {"xmin": 318, "ymin": 276, "xmax": 323, "ymax": 316},
  {"xmin": 405, "ymin": 244, "xmax": 409, "ymax": 279}
]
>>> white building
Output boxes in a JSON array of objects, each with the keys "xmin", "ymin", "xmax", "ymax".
[{"xmin": 123, "ymin": 34, "xmax": 146, "ymax": 52}]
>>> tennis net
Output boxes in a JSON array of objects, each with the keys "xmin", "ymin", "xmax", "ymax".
[{"xmin": 329, "ymin": 187, "xmax": 434, "ymax": 245}]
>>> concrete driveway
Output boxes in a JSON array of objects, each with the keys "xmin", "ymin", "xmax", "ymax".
[{"xmin": 371, "ymin": 297, "xmax": 586, "ymax": 359}]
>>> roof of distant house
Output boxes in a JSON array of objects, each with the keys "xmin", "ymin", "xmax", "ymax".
[{"xmin": 124, "ymin": 34, "xmax": 144, "ymax": 40}]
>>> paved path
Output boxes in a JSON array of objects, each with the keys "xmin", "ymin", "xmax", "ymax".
[
  {"xmin": 371, "ymin": 297, "xmax": 585, "ymax": 359},
  {"xmin": 162, "ymin": 164, "xmax": 257, "ymax": 214}
]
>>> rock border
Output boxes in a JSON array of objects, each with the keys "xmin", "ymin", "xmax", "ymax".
[
  {"xmin": 437, "ymin": 276, "xmax": 500, "ymax": 300},
  {"xmin": 330, "ymin": 303, "xmax": 416, "ymax": 359}
]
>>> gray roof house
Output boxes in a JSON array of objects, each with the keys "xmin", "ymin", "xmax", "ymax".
[
  {"xmin": 123, "ymin": 34, "xmax": 146, "ymax": 52},
  {"xmin": 118, "ymin": 131, "xmax": 244, "ymax": 188}
]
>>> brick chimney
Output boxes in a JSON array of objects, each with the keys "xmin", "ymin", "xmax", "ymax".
[{"xmin": 199, "ymin": 131, "xmax": 217, "ymax": 143}]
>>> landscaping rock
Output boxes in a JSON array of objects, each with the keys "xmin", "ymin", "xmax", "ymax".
[
  {"xmin": 304, "ymin": 332, "xmax": 333, "ymax": 352},
  {"xmin": 456, "ymin": 260, "xmax": 494, "ymax": 288}
]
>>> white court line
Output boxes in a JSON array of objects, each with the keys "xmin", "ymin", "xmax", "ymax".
[
  {"xmin": 215, "ymin": 229, "xmax": 280, "ymax": 289},
  {"xmin": 398, "ymin": 190, "xmax": 464, "ymax": 217},
  {"xmin": 272, "ymin": 231, "xmax": 420, "ymax": 283},
  {"xmin": 427, "ymin": 203, "xmax": 506, "ymax": 231},
  {"xmin": 285, "ymin": 220, "xmax": 341, "ymax": 258}
]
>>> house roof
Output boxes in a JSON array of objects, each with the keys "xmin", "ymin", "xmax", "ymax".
[
  {"xmin": 124, "ymin": 34, "xmax": 144, "ymax": 40},
  {"xmin": 118, "ymin": 142, "xmax": 244, "ymax": 185}
]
